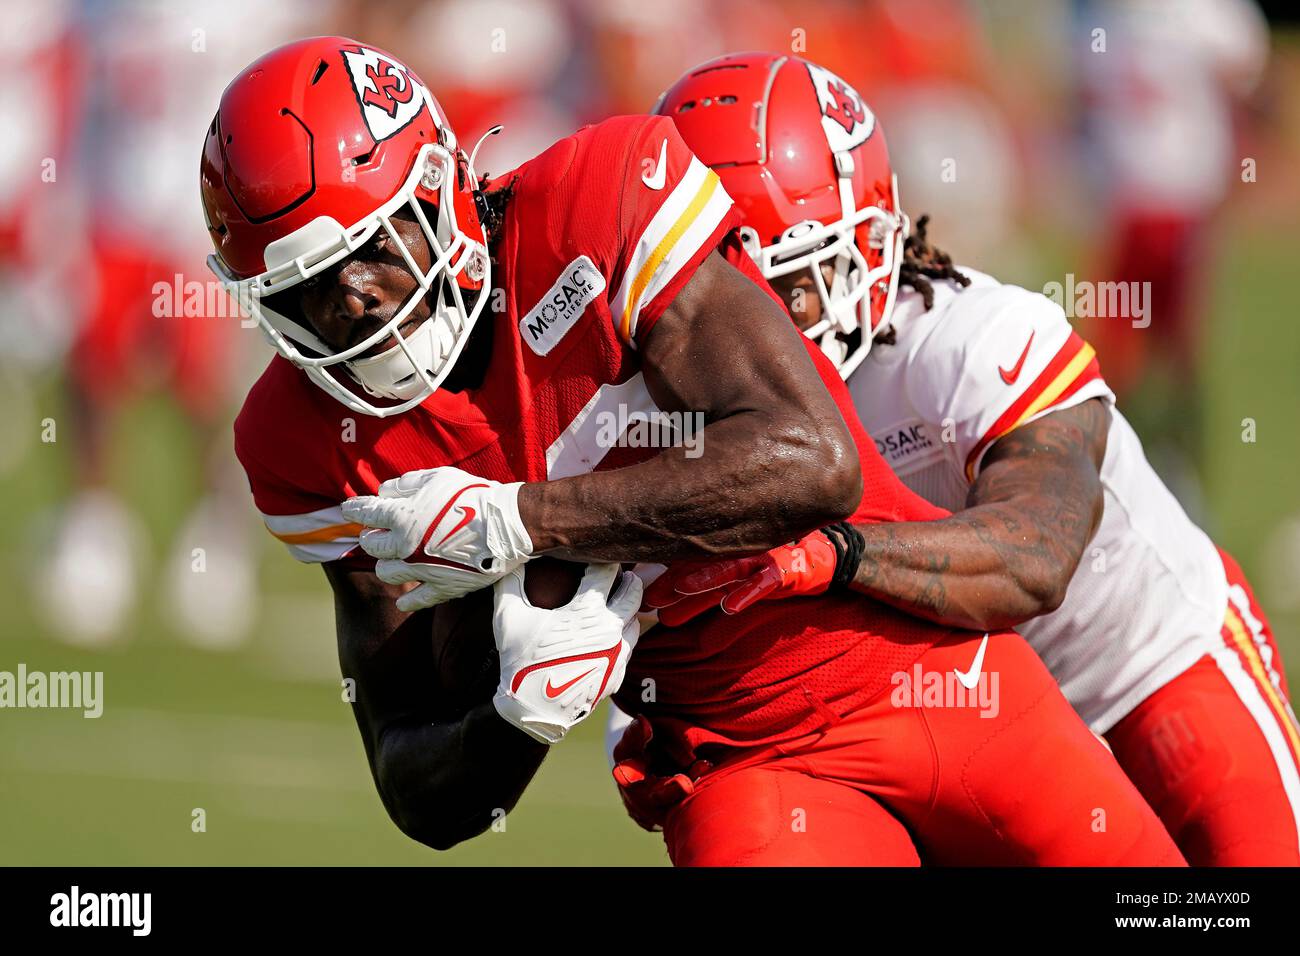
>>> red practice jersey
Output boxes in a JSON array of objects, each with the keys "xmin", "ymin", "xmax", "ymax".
[{"xmin": 235, "ymin": 114, "xmax": 951, "ymax": 757}]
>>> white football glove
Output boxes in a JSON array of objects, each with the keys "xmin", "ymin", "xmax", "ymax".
[
  {"xmin": 341, "ymin": 466, "xmax": 534, "ymax": 609},
  {"xmin": 492, "ymin": 562, "xmax": 643, "ymax": 745},
  {"xmin": 370, "ymin": 557, "xmax": 509, "ymax": 613}
]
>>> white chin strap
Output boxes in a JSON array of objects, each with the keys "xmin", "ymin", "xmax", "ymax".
[{"xmin": 345, "ymin": 296, "xmax": 461, "ymax": 401}]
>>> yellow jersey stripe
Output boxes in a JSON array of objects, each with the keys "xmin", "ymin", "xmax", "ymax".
[
  {"xmin": 1019, "ymin": 342, "xmax": 1097, "ymax": 425},
  {"xmin": 964, "ymin": 343, "xmax": 1098, "ymax": 481},
  {"xmin": 1225, "ymin": 604, "xmax": 1300, "ymax": 766},
  {"xmin": 619, "ymin": 170, "xmax": 722, "ymax": 343}
]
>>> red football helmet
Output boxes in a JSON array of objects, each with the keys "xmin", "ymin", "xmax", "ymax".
[
  {"xmin": 655, "ymin": 52, "xmax": 906, "ymax": 378},
  {"xmin": 200, "ymin": 36, "xmax": 492, "ymax": 416}
]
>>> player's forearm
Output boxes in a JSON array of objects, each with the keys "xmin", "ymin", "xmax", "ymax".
[
  {"xmin": 517, "ymin": 249, "xmax": 862, "ymax": 564},
  {"xmin": 848, "ymin": 499, "xmax": 1091, "ymax": 631},
  {"xmin": 517, "ymin": 410, "xmax": 861, "ymax": 563},
  {"xmin": 328, "ymin": 563, "xmax": 548, "ymax": 851},
  {"xmin": 372, "ymin": 703, "xmax": 546, "ymax": 851},
  {"xmin": 850, "ymin": 402, "xmax": 1109, "ymax": 631}
]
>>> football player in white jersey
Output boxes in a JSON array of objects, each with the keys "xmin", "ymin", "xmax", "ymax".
[{"xmin": 641, "ymin": 52, "xmax": 1300, "ymax": 866}]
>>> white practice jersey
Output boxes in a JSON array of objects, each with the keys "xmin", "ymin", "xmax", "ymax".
[{"xmin": 847, "ymin": 268, "xmax": 1228, "ymax": 732}]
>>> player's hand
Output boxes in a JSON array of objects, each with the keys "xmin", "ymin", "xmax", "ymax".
[
  {"xmin": 642, "ymin": 528, "xmax": 841, "ymax": 626},
  {"xmin": 370, "ymin": 558, "xmax": 508, "ymax": 613},
  {"xmin": 492, "ymin": 562, "xmax": 643, "ymax": 745},
  {"xmin": 611, "ymin": 714, "xmax": 704, "ymax": 832},
  {"xmin": 341, "ymin": 466, "xmax": 534, "ymax": 606}
]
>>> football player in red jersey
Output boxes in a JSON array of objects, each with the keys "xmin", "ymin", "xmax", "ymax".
[
  {"xmin": 643, "ymin": 52, "xmax": 1300, "ymax": 866},
  {"xmin": 206, "ymin": 37, "xmax": 1182, "ymax": 864}
]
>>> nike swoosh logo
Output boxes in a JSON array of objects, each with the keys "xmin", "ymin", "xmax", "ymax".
[
  {"xmin": 546, "ymin": 668, "xmax": 597, "ymax": 699},
  {"xmin": 642, "ymin": 138, "xmax": 668, "ymax": 190},
  {"xmin": 417, "ymin": 482, "xmax": 487, "ymax": 555},
  {"xmin": 954, "ymin": 633, "xmax": 989, "ymax": 690},
  {"xmin": 998, "ymin": 331, "xmax": 1035, "ymax": 385},
  {"xmin": 434, "ymin": 505, "xmax": 476, "ymax": 549},
  {"xmin": 511, "ymin": 642, "xmax": 621, "ymax": 697}
]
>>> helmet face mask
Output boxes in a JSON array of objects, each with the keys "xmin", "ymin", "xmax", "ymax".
[
  {"xmin": 751, "ymin": 184, "xmax": 906, "ymax": 377},
  {"xmin": 201, "ymin": 38, "xmax": 491, "ymax": 417},
  {"xmin": 209, "ymin": 141, "xmax": 490, "ymax": 417},
  {"xmin": 658, "ymin": 52, "xmax": 906, "ymax": 379}
]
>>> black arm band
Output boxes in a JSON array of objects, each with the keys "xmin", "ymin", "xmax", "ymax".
[{"xmin": 821, "ymin": 522, "xmax": 865, "ymax": 590}]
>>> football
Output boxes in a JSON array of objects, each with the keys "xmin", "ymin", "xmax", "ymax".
[{"xmin": 428, "ymin": 557, "xmax": 589, "ymax": 716}]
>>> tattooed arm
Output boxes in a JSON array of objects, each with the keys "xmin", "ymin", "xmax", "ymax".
[{"xmin": 847, "ymin": 398, "xmax": 1110, "ymax": 630}]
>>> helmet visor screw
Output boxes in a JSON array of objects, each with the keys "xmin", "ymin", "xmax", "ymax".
[{"xmin": 467, "ymin": 250, "xmax": 487, "ymax": 282}]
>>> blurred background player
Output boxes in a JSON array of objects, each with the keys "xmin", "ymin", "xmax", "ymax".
[
  {"xmin": 26, "ymin": 0, "xmax": 317, "ymax": 647},
  {"xmin": 1073, "ymin": 0, "xmax": 1269, "ymax": 510},
  {"xmin": 0, "ymin": 1, "xmax": 83, "ymax": 522}
]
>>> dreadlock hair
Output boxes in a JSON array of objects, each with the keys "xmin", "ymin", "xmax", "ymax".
[
  {"xmin": 476, "ymin": 173, "xmax": 518, "ymax": 257},
  {"xmin": 897, "ymin": 214, "xmax": 969, "ymax": 311}
]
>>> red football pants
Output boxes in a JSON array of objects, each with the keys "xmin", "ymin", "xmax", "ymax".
[
  {"xmin": 663, "ymin": 629, "xmax": 1185, "ymax": 866},
  {"xmin": 1105, "ymin": 551, "xmax": 1300, "ymax": 866}
]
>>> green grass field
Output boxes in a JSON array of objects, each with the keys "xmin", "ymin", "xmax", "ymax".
[
  {"xmin": 0, "ymin": 546, "xmax": 667, "ymax": 866},
  {"xmin": 0, "ymin": 212, "xmax": 1296, "ymax": 866}
]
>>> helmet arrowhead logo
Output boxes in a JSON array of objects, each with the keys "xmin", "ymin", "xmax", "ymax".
[
  {"xmin": 823, "ymin": 79, "xmax": 867, "ymax": 135},
  {"xmin": 341, "ymin": 46, "xmax": 431, "ymax": 143},
  {"xmin": 804, "ymin": 62, "xmax": 875, "ymax": 153},
  {"xmin": 363, "ymin": 62, "xmax": 416, "ymax": 117}
]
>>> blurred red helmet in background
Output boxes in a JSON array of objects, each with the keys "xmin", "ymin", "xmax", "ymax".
[
  {"xmin": 200, "ymin": 36, "xmax": 491, "ymax": 416},
  {"xmin": 656, "ymin": 52, "xmax": 906, "ymax": 377}
]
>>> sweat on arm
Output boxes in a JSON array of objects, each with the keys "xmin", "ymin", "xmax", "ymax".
[{"xmin": 519, "ymin": 249, "xmax": 863, "ymax": 564}]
